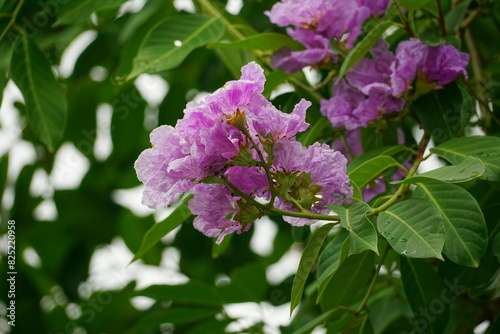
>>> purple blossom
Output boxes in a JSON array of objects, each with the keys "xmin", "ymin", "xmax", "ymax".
[
  {"xmin": 391, "ymin": 38, "xmax": 469, "ymax": 96},
  {"xmin": 272, "ymin": 139, "xmax": 352, "ymax": 226},
  {"xmin": 320, "ymin": 80, "xmax": 404, "ymax": 130},
  {"xmin": 271, "ymin": 29, "xmax": 337, "ymax": 74},
  {"xmin": 359, "ymin": 0, "xmax": 391, "ymax": 15},
  {"xmin": 189, "ymin": 184, "xmax": 250, "ymax": 244},
  {"xmin": 265, "ymin": 0, "xmax": 331, "ymax": 30}
]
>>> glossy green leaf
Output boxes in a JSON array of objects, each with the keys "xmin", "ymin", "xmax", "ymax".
[
  {"xmin": 10, "ymin": 37, "xmax": 67, "ymax": 151},
  {"xmin": 348, "ymin": 155, "xmax": 404, "ymax": 189},
  {"xmin": 348, "ymin": 145, "xmax": 408, "ymax": 171},
  {"xmin": 132, "ymin": 195, "xmax": 193, "ymax": 262},
  {"xmin": 394, "ymin": 156, "xmax": 485, "ymax": 184},
  {"xmin": 298, "ymin": 117, "xmax": 330, "ymax": 147},
  {"xmin": 211, "ymin": 233, "xmax": 233, "ymax": 258},
  {"xmin": 430, "ymin": 136, "xmax": 500, "ymax": 181},
  {"xmin": 329, "ymin": 203, "xmax": 378, "ymax": 256},
  {"xmin": 316, "ymin": 229, "xmax": 350, "ymax": 302},
  {"xmin": 321, "ymin": 251, "xmax": 376, "ymax": 311},
  {"xmin": 209, "ymin": 32, "xmax": 303, "ymax": 51},
  {"xmin": 413, "ymin": 183, "xmax": 487, "ymax": 267},
  {"xmin": 494, "ymin": 230, "xmax": 500, "ymax": 264},
  {"xmin": 378, "ymin": 199, "xmax": 445, "ymax": 259},
  {"xmin": 413, "ymin": 82, "xmax": 473, "ymax": 145},
  {"xmin": 338, "ymin": 21, "xmax": 393, "ymax": 78},
  {"xmin": 54, "ymin": 0, "xmax": 128, "ymax": 26},
  {"xmin": 129, "ymin": 15, "xmax": 225, "ymax": 79},
  {"xmin": 135, "ymin": 280, "xmax": 223, "ymax": 306},
  {"xmin": 400, "ymin": 258, "xmax": 450, "ymax": 334},
  {"xmin": 290, "ymin": 223, "xmax": 335, "ymax": 315}
]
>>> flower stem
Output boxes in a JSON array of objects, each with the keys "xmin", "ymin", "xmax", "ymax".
[
  {"xmin": 436, "ymin": 0, "xmax": 448, "ymax": 37},
  {"xmin": 369, "ymin": 131, "xmax": 430, "ymax": 216},
  {"xmin": 0, "ymin": 0, "xmax": 24, "ymax": 42},
  {"xmin": 223, "ymin": 177, "xmax": 341, "ymax": 222}
]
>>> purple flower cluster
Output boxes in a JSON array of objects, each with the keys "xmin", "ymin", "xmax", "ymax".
[
  {"xmin": 135, "ymin": 62, "xmax": 352, "ymax": 243},
  {"xmin": 321, "ymin": 39, "xmax": 469, "ymax": 131},
  {"xmin": 266, "ymin": 0, "xmax": 391, "ymax": 73}
]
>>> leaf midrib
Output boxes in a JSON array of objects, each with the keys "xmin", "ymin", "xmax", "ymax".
[
  {"xmin": 418, "ymin": 184, "xmax": 478, "ymax": 266},
  {"xmin": 20, "ymin": 37, "xmax": 52, "ymax": 148},
  {"xmin": 384, "ymin": 210, "xmax": 441, "ymax": 258},
  {"xmin": 141, "ymin": 16, "xmax": 219, "ymax": 70}
]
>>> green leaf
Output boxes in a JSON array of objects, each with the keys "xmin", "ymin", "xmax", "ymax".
[
  {"xmin": 129, "ymin": 15, "xmax": 225, "ymax": 79},
  {"xmin": 348, "ymin": 155, "xmax": 404, "ymax": 189},
  {"xmin": 378, "ymin": 199, "xmax": 445, "ymax": 259},
  {"xmin": 338, "ymin": 20, "xmax": 393, "ymax": 78},
  {"xmin": 445, "ymin": 0, "xmax": 472, "ymax": 34},
  {"xmin": 430, "ymin": 136, "xmax": 500, "ymax": 181},
  {"xmin": 494, "ymin": 230, "xmax": 500, "ymax": 264},
  {"xmin": 219, "ymin": 262, "xmax": 267, "ymax": 303},
  {"xmin": 132, "ymin": 195, "xmax": 193, "ymax": 262},
  {"xmin": 397, "ymin": 0, "xmax": 432, "ymax": 11},
  {"xmin": 298, "ymin": 117, "xmax": 331, "ymax": 147},
  {"xmin": 400, "ymin": 258, "xmax": 450, "ymax": 334},
  {"xmin": 263, "ymin": 70, "xmax": 289, "ymax": 97},
  {"xmin": 329, "ymin": 203, "xmax": 378, "ymax": 256},
  {"xmin": 394, "ymin": 156, "xmax": 485, "ymax": 184},
  {"xmin": 413, "ymin": 82, "xmax": 473, "ymax": 145},
  {"xmin": 135, "ymin": 280, "xmax": 223, "ymax": 307},
  {"xmin": 123, "ymin": 308, "xmax": 220, "ymax": 334},
  {"xmin": 348, "ymin": 145, "xmax": 408, "ymax": 171},
  {"xmin": 54, "ymin": 0, "xmax": 128, "ymax": 26},
  {"xmin": 293, "ymin": 308, "xmax": 339, "ymax": 334},
  {"xmin": 209, "ymin": 32, "xmax": 303, "ymax": 51},
  {"xmin": 10, "ymin": 37, "xmax": 67, "ymax": 151},
  {"xmin": 316, "ymin": 229, "xmax": 350, "ymax": 303},
  {"xmin": 211, "ymin": 233, "xmax": 233, "ymax": 258},
  {"xmin": 320, "ymin": 251, "xmax": 376, "ymax": 311},
  {"xmin": 290, "ymin": 223, "xmax": 335, "ymax": 315},
  {"xmin": 413, "ymin": 183, "xmax": 487, "ymax": 267}
]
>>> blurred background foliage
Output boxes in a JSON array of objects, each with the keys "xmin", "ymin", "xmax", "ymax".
[{"xmin": 0, "ymin": 0, "xmax": 499, "ymax": 333}]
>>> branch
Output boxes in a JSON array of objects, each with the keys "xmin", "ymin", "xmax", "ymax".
[{"xmin": 0, "ymin": 0, "xmax": 25, "ymax": 42}]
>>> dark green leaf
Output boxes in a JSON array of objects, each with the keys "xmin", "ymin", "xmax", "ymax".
[
  {"xmin": 316, "ymin": 229, "xmax": 350, "ymax": 302},
  {"xmin": 10, "ymin": 37, "xmax": 67, "ymax": 151},
  {"xmin": 220, "ymin": 262, "xmax": 267, "ymax": 303},
  {"xmin": 430, "ymin": 136, "xmax": 500, "ymax": 181},
  {"xmin": 378, "ymin": 199, "xmax": 445, "ymax": 259},
  {"xmin": 293, "ymin": 308, "xmax": 339, "ymax": 334},
  {"xmin": 400, "ymin": 258, "xmax": 450, "ymax": 334},
  {"xmin": 329, "ymin": 203, "xmax": 378, "ymax": 256},
  {"xmin": 394, "ymin": 156, "xmax": 485, "ymax": 184},
  {"xmin": 397, "ymin": 0, "xmax": 432, "ymax": 11},
  {"xmin": 413, "ymin": 183, "xmax": 488, "ymax": 267},
  {"xmin": 129, "ymin": 15, "xmax": 225, "ymax": 78},
  {"xmin": 123, "ymin": 308, "xmax": 220, "ymax": 334},
  {"xmin": 321, "ymin": 251, "xmax": 376, "ymax": 311},
  {"xmin": 54, "ymin": 0, "xmax": 128, "ymax": 26},
  {"xmin": 413, "ymin": 82, "xmax": 473, "ymax": 145},
  {"xmin": 338, "ymin": 21, "xmax": 393, "ymax": 78},
  {"xmin": 135, "ymin": 281, "xmax": 223, "ymax": 306},
  {"xmin": 132, "ymin": 195, "xmax": 193, "ymax": 262},
  {"xmin": 445, "ymin": 1, "xmax": 471, "ymax": 34},
  {"xmin": 348, "ymin": 145, "xmax": 408, "ymax": 171},
  {"xmin": 209, "ymin": 32, "xmax": 303, "ymax": 51},
  {"xmin": 348, "ymin": 155, "xmax": 404, "ymax": 189},
  {"xmin": 263, "ymin": 70, "xmax": 289, "ymax": 97},
  {"xmin": 290, "ymin": 223, "xmax": 335, "ymax": 315}
]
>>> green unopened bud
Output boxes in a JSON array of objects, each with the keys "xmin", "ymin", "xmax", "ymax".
[
  {"xmin": 226, "ymin": 108, "xmax": 248, "ymax": 131},
  {"xmin": 231, "ymin": 144, "xmax": 257, "ymax": 166},
  {"xmin": 259, "ymin": 135, "xmax": 274, "ymax": 165},
  {"xmin": 275, "ymin": 171, "xmax": 303, "ymax": 197},
  {"xmin": 289, "ymin": 175, "xmax": 322, "ymax": 209},
  {"xmin": 234, "ymin": 200, "xmax": 263, "ymax": 225}
]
